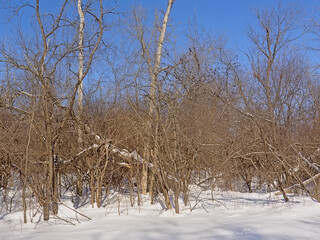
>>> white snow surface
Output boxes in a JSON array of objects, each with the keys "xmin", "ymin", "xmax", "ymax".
[{"xmin": 1, "ymin": 187, "xmax": 320, "ymax": 240}]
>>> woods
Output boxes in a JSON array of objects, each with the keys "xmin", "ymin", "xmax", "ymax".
[{"xmin": 1, "ymin": 0, "xmax": 320, "ymax": 222}]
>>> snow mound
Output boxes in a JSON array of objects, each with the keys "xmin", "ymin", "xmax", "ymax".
[{"xmin": 1, "ymin": 188, "xmax": 320, "ymax": 240}]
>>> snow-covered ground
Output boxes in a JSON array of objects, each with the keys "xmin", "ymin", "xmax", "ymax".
[{"xmin": 1, "ymin": 187, "xmax": 320, "ymax": 240}]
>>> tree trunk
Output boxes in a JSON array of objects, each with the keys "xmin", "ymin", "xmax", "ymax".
[
  {"xmin": 278, "ymin": 182, "xmax": 289, "ymax": 202},
  {"xmin": 149, "ymin": 172, "xmax": 155, "ymax": 204},
  {"xmin": 52, "ymin": 168, "xmax": 58, "ymax": 215},
  {"xmin": 44, "ymin": 92, "xmax": 55, "ymax": 220},
  {"xmin": 22, "ymin": 179, "xmax": 27, "ymax": 223},
  {"xmin": 140, "ymin": 0, "xmax": 175, "ymax": 196},
  {"xmin": 316, "ymin": 177, "xmax": 320, "ymax": 202},
  {"xmin": 76, "ymin": 174, "xmax": 83, "ymax": 196},
  {"xmin": 130, "ymin": 169, "xmax": 134, "ymax": 207},
  {"xmin": 183, "ymin": 188, "xmax": 188, "ymax": 206},
  {"xmin": 141, "ymin": 159, "xmax": 148, "ymax": 195},
  {"xmin": 77, "ymin": 0, "xmax": 85, "ymax": 145},
  {"xmin": 96, "ymin": 178, "xmax": 102, "ymax": 208},
  {"xmin": 58, "ymin": 171, "xmax": 62, "ymax": 198},
  {"xmin": 174, "ymin": 187, "xmax": 181, "ymax": 214},
  {"xmin": 162, "ymin": 185, "xmax": 172, "ymax": 210},
  {"xmin": 43, "ymin": 191, "xmax": 50, "ymax": 221},
  {"xmin": 245, "ymin": 174, "xmax": 253, "ymax": 193},
  {"xmin": 90, "ymin": 169, "xmax": 95, "ymax": 208}
]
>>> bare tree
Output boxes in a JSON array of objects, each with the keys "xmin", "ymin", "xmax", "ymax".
[
  {"xmin": 131, "ymin": 0, "xmax": 175, "ymax": 209},
  {"xmin": 0, "ymin": 0, "xmax": 108, "ymax": 220},
  {"xmin": 242, "ymin": 4, "xmax": 308, "ymax": 200}
]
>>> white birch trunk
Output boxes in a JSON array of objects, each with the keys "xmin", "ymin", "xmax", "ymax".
[
  {"xmin": 141, "ymin": 0, "xmax": 175, "ymax": 195},
  {"xmin": 77, "ymin": 0, "xmax": 85, "ymax": 145}
]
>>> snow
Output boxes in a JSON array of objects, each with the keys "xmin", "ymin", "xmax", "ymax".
[{"xmin": 1, "ymin": 189, "xmax": 320, "ymax": 240}]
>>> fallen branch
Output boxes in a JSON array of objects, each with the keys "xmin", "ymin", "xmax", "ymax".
[
  {"xmin": 59, "ymin": 201, "xmax": 92, "ymax": 220},
  {"xmin": 61, "ymin": 119, "xmax": 175, "ymax": 181},
  {"xmin": 52, "ymin": 214, "xmax": 76, "ymax": 226},
  {"xmin": 292, "ymin": 147, "xmax": 320, "ymax": 172},
  {"xmin": 275, "ymin": 173, "xmax": 320, "ymax": 196}
]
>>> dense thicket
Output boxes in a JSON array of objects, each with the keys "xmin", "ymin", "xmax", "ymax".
[{"xmin": 1, "ymin": 0, "xmax": 320, "ymax": 221}]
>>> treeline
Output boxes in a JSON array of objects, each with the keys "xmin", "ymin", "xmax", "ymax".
[{"xmin": 1, "ymin": 0, "xmax": 320, "ymax": 222}]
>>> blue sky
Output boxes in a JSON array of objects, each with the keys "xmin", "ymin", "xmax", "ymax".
[
  {"xmin": 0, "ymin": 0, "xmax": 319, "ymax": 62},
  {"xmin": 129, "ymin": 0, "xmax": 319, "ymax": 51}
]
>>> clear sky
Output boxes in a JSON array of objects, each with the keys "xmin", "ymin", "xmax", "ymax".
[
  {"xmin": 0, "ymin": 0, "xmax": 319, "ymax": 60},
  {"xmin": 141, "ymin": 0, "xmax": 318, "ymax": 46},
  {"xmin": 123, "ymin": 0, "xmax": 320, "ymax": 62}
]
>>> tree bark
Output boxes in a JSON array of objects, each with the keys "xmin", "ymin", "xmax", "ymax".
[
  {"xmin": 140, "ymin": 0, "xmax": 175, "ymax": 196},
  {"xmin": 77, "ymin": 0, "xmax": 85, "ymax": 145}
]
